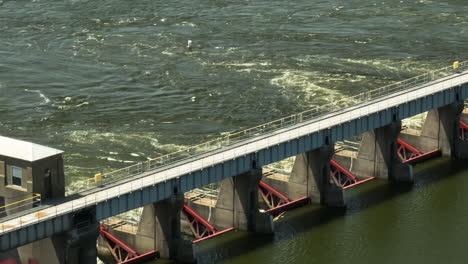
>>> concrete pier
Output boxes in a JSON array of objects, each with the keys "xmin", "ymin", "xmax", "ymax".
[
  {"xmin": 290, "ymin": 145, "xmax": 344, "ymax": 206},
  {"xmin": 2, "ymin": 71, "xmax": 468, "ymax": 261},
  {"xmin": 352, "ymin": 122, "xmax": 413, "ymax": 182},
  {"xmin": 19, "ymin": 213, "xmax": 99, "ymax": 264},
  {"xmin": 135, "ymin": 193, "xmax": 193, "ymax": 262},
  {"xmin": 261, "ymin": 145, "xmax": 345, "ymax": 207},
  {"xmin": 97, "ymin": 170, "xmax": 274, "ymax": 263},
  {"xmin": 400, "ymin": 102, "xmax": 464, "ymax": 157},
  {"xmin": 214, "ymin": 168, "xmax": 274, "ymax": 233},
  {"xmin": 421, "ymin": 102, "xmax": 463, "ymax": 156}
]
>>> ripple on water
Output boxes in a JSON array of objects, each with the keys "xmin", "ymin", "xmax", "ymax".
[{"xmin": 0, "ymin": 0, "xmax": 467, "ymax": 262}]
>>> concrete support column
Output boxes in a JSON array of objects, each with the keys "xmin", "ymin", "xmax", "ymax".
[
  {"xmin": 215, "ymin": 168, "xmax": 274, "ymax": 233},
  {"xmin": 353, "ymin": 122, "xmax": 412, "ymax": 182},
  {"xmin": 421, "ymin": 102, "xmax": 464, "ymax": 156},
  {"xmin": 136, "ymin": 193, "xmax": 186, "ymax": 261},
  {"xmin": 289, "ymin": 144, "xmax": 345, "ymax": 207},
  {"xmin": 63, "ymin": 222, "xmax": 100, "ymax": 264},
  {"xmin": 18, "ymin": 221, "xmax": 99, "ymax": 264}
]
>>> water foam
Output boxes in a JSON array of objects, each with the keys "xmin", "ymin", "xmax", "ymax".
[
  {"xmin": 24, "ymin": 89, "xmax": 51, "ymax": 105},
  {"xmin": 271, "ymin": 70, "xmax": 354, "ymax": 107}
]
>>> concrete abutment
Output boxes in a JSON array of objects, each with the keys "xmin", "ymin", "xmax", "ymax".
[
  {"xmin": 290, "ymin": 145, "xmax": 344, "ymax": 206},
  {"xmin": 399, "ymin": 102, "xmax": 464, "ymax": 158},
  {"xmin": 352, "ymin": 121, "xmax": 413, "ymax": 182},
  {"xmin": 19, "ymin": 214, "xmax": 99, "ymax": 264},
  {"xmin": 262, "ymin": 144, "xmax": 345, "ymax": 207},
  {"xmin": 214, "ymin": 168, "xmax": 274, "ymax": 233},
  {"xmin": 136, "ymin": 193, "xmax": 193, "ymax": 262},
  {"xmin": 99, "ymin": 169, "xmax": 274, "ymax": 263}
]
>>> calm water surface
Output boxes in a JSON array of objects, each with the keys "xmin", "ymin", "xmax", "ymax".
[
  {"xmin": 194, "ymin": 158, "xmax": 468, "ymax": 264},
  {"xmin": 1, "ymin": 0, "xmax": 468, "ymax": 263}
]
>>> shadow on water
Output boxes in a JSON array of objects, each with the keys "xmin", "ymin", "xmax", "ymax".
[
  {"xmin": 3, "ymin": 158, "xmax": 461, "ymax": 264},
  {"xmin": 281, "ymin": 157, "xmax": 465, "ymax": 228},
  {"xmin": 273, "ymin": 180, "xmax": 413, "ymax": 236},
  {"xmin": 193, "ymin": 229, "xmax": 274, "ymax": 263},
  {"xmin": 410, "ymin": 156, "xmax": 465, "ymax": 187},
  {"xmin": 193, "ymin": 181, "xmax": 411, "ymax": 263},
  {"xmin": 194, "ymin": 156, "xmax": 468, "ymax": 263}
]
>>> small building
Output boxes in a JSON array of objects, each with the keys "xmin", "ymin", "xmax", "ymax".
[{"xmin": 0, "ymin": 136, "xmax": 65, "ymax": 215}]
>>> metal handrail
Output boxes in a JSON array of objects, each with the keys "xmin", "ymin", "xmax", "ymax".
[
  {"xmin": 0, "ymin": 194, "xmax": 41, "ymax": 210},
  {"xmin": 69, "ymin": 61, "xmax": 468, "ymax": 194},
  {"xmin": 1, "ymin": 61, "xmax": 467, "ymax": 237},
  {"xmin": 0, "ymin": 194, "xmax": 41, "ymax": 217}
]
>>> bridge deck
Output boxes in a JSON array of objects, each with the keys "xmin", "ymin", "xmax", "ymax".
[{"xmin": 1, "ymin": 71, "xmax": 468, "ymax": 237}]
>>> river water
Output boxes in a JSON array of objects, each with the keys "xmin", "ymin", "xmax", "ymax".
[
  {"xmin": 193, "ymin": 157, "xmax": 468, "ymax": 264},
  {"xmin": 1, "ymin": 0, "xmax": 467, "ymax": 263}
]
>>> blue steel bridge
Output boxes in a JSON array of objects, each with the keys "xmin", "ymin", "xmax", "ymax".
[{"xmin": 1, "ymin": 61, "xmax": 468, "ymax": 263}]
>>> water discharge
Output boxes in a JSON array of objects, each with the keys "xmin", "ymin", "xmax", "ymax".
[{"xmin": 0, "ymin": 0, "xmax": 467, "ymax": 262}]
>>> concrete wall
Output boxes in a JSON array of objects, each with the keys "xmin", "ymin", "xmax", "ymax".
[
  {"xmin": 0, "ymin": 158, "xmax": 33, "ymax": 216},
  {"xmin": 0, "ymin": 153, "xmax": 68, "ymax": 263},
  {"xmin": 334, "ymin": 102, "xmax": 467, "ymax": 182},
  {"xmin": 212, "ymin": 168, "xmax": 273, "ymax": 233},
  {"xmin": 3, "ymin": 82, "xmax": 468, "ymax": 253},
  {"xmin": 32, "ymin": 155, "xmax": 65, "ymax": 199},
  {"xmin": 262, "ymin": 145, "xmax": 345, "ymax": 207},
  {"xmin": 0, "ymin": 153, "xmax": 64, "ymax": 213},
  {"xmin": 353, "ymin": 122, "xmax": 412, "ymax": 181},
  {"xmin": 399, "ymin": 102, "xmax": 464, "ymax": 157}
]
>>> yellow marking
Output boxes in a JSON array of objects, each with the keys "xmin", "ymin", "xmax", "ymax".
[
  {"xmin": 35, "ymin": 212, "xmax": 47, "ymax": 218},
  {"xmin": 94, "ymin": 173, "xmax": 103, "ymax": 183},
  {"xmin": 0, "ymin": 194, "xmax": 41, "ymax": 210},
  {"xmin": 1, "ymin": 225, "xmax": 15, "ymax": 230},
  {"xmin": 81, "ymin": 60, "xmax": 468, "ymax": 190}
]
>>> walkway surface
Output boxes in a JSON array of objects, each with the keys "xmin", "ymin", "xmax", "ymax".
[{"xmin": 1, "ymin": 69, "xmax": 467, "ymax": 237}]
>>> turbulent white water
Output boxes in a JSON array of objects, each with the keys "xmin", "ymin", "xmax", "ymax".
[{"xmin": 0, "ymin": 0, "xmax": 467, "ymax": 262}]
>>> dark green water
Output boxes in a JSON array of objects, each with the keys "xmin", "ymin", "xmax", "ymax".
[
  {"xmin": 193, "ymin": 158, "xmax": 468, "ymax": 263},
  {"xmin": 1, "ymin": 0, "xmax": 468, "ymax": 263}
]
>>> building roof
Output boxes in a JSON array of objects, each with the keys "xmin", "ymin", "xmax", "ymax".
[{"xmin": 0, "ymin": 136, "xmax": 63, "ymax": 162}]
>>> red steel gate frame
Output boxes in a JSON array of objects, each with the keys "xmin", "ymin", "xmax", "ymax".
[
  {"xmin": 330, "ymin": 160, "xmax": 375, "ymax": 189},
  {"xmin": 258, "ymin": 180, "xmax": 310, "ymax": 217},
  {"xmin": 459, "ymin": 120, "xmax": 468, "ymax": 140},
  {"xmin": 396, "ymin": 138, "xmax": 441, "ymax": 164},
  {"xmin": 99, "ymin": 225, "xmax": 159, "ymax": 264},
  {"xmin": 181, "ymin": 204, "xmax": 234, "ymax": 244}
]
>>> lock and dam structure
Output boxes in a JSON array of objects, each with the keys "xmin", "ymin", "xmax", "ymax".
[{"xmin": 1, "ymin": 61, "xmax": 468, "ymax": 264}]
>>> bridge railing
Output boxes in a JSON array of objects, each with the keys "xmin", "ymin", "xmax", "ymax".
[
  {"xmin": 0, "ymin": 194, "xmax": 41, "ymax": 218},
  {"xmin": 70, "ymin": 61, "xmax": 468, "ymax": 194}
]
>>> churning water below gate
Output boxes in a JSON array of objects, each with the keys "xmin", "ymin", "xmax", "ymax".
[
  {"xmin": 186, "ymin": 157, "xmax": 468, "ymax": 264},
  {"xmin": 1, "ymin": 0, "xmax": 468, "ymax": 262}
]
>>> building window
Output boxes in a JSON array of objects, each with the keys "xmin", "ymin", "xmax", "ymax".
[{"xmin": 12, "ymin": 166, "xmax": 22, "ymax": 186}]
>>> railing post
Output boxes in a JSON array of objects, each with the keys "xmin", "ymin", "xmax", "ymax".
[{"xmin": 59, "ymin": 61, "xmax": 467, "ymax": 203}]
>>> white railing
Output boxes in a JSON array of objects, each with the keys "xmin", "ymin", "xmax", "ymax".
[
  {"xmin": 1, "ymin": 62, "xmax": 467, "ymax": 236},
  {"xmin": 69, "ymin": 61, "xmax": 468, "ymax": 194}
]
